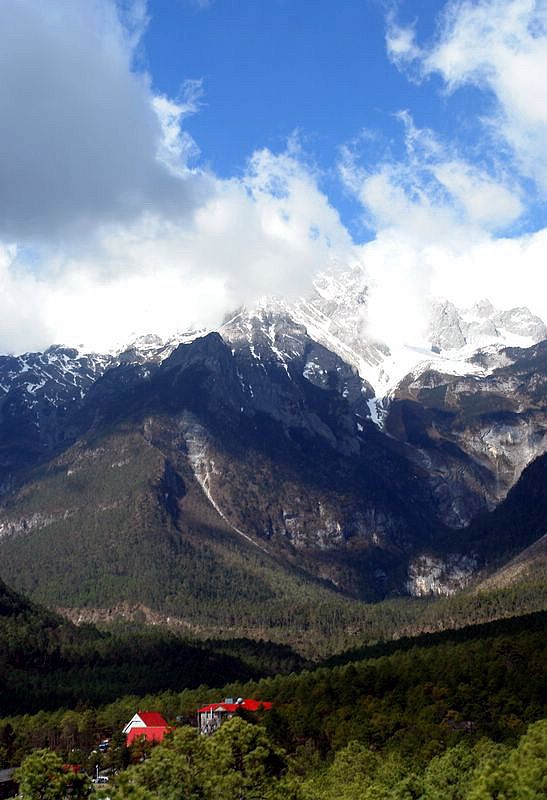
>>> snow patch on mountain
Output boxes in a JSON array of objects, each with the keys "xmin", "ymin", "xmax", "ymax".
[
  {"xmin": 182, "ymin": 414, "xmax": 270, "ymax": 555},
  {"xmin": 367, "ymin": 398, "xmax": 382, "ymax": 427},
  {"xmin": 286, "ymin": 266, "xmax": 546, "ymax": 400},
  {"xmin": 114, "ymin": 329, "xmax": 206, "ymax": 365}
]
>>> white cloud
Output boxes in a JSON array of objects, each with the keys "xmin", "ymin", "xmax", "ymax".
[
  {"xmin": 0, "ymin": 148, "xmax": 353, "ymax": 352},
  {"xmin": 386, "ymin": 17, "xmax": 420, "ymax": 66},
  {"xmin": 432, "ymin": 161, "xmax": 523, "ymax": 229},
  {"xmin": 341, "ymin": 113, "xmax": 522, "ymax": 235},
  {"xmin": 388, "ymin": 0, "xmax": 547, "ymax": 193},
  {"xmin": 0, "ymin": 0, "xmax": 207, "ymax": 243},
  {"xmin": 0, "ymin": 246, "xmax": 54, "ymax": 353},
  {"xmin": 427, "ymin": 227, "xmax": 547, "ymax": 312},
  {"xmin": 340, "ymin": 111, "xmax": 543, "ymax": 347},
  {"xmin": 153, "ymin": 80, "xmax": 203, "ymax": 176}
]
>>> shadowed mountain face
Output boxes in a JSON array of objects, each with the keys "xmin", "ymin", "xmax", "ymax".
[
  {"xmin": 0, "ymin": 330, "xmax": 436, "ymax": 608},
  {"xmin": 0, "ymin": 305, "xmax": 545, "ymax": 619},
  {"xmin": 404, "ymin": 452, "xmax": 547, "ymax": 597},
  {"xmin": 386, "ymin": 341, "xmax": 547, "ymax": 528}
]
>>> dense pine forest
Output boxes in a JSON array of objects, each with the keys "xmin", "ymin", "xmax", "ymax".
[
  {"xmin": 0, "ymin": 578, "xmax": 307, "ymax": 716},
  {"xmin": 2, "ymin": 610, "xmax": 546, "ymax": 798},
  {"xmin": 1, "ymin": 568, "xmax": 546, "ymax": 717},
  {"xmin": 1, "ymin": 562, "xmax": 545, "ymax": 799}
]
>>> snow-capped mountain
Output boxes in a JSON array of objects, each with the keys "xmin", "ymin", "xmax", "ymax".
[
  {"xmin": 1, "ymin": 266, "xmax": 544, "ymax": 504},
  {"xmin": 220, "ymin": 304, "xmax": 374, "ymax": 423},
  {"xmin": 113, "ymin": 329, "xmax": 206, "ymax": 365},
  {"xmin": 0, "ymin": 346, "xmax": 111, "ymax": 481},
  {"xmin": 5, "ymin": 262, "xmax": 541, "ymax": 427},
  {"xmin": 0, "ymin": 345, "xmax": 109, "ymax": 402},
  {"xmin": 288, "ymin": 265, "xmax": 547, "ymax": 397},
  {"xmin": 0, "ymin": 331, "xmax": 203, "ymax": 436},
  {"xmin": 0, "ymin": 266, "xmax": 545, "ymax": 607},
  {"xmin": 430, "ymin": 298, "xmax": 547, "ymax": 350}
]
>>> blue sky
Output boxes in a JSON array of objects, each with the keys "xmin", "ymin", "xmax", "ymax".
[
  {"xmin": 143, "ymin": 0, "xmax": 547, "ymax": 237},
  {"xmin": 0, "ymin": 0, "xmax": 546, "ymax": 352},
  {"xmin": 143, "ymin": 0, "xmax": 492, "ymax": 239},
  {"xmin": 146, "ymin": 2, "xmax": 407, "ymax": 171}
]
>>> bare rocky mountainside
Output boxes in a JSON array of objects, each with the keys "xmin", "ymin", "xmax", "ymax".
[{"xmin": 0, "ymin": 267, "xmax": 545, "ymax": 628}]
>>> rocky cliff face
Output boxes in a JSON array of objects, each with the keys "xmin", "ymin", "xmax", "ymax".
[
  {"xmin": 428, "ymin": 300, "xmax": 546, "ymax": 352},
  {"xmin": 385, "ymin": 341, "xmax": 547, "ymax": 528},
  {"xmin": 0, "ymin": 272, "xmax": 545, "ymax": 608},
  {"xmin": 406, "ymin": 553, "xmax": 477, "ymax": 597},
  {"xmin": 0, "ymin": 327, "xmax": 432, "ymax": 604}
]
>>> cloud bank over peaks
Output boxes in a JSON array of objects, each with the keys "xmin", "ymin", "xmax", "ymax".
[
  {"xmin": 0, "ymin": 245, "xmax": 54, "ymax": 355},
  {"xmin": 364, "ymin": 0, "xmax": 547, "ymax": 346},
  {"xmin": 339, "ymin": 110, "xmax": 544, "ymax": 348},
  {"xmin": 0, "ymin": 146, "xmax": 353, "ymax": 354},
  {"xmin": 0, "ymin": 0, "xmax": 545, "ymax": 360},
  {"xmin": 0, "ymin": 0, "xmax": 356, "ymax": 354}
]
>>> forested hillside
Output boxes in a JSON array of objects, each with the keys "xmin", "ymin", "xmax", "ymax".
[
  {"xmin": 4, "ymin": 611, "xmax": 546, "ymax": 798},
  {"xmin": 0, "ymin": 578, "xmax": 305, "ymax": 716},
  {"xmin": 1, "ymin": 560, "xmax": 546, "ymax": 719}
]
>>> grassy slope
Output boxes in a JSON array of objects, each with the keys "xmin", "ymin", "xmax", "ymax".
[{"xmin": 472, "ymin": 534, "xmax": 547, "ymax": 593}]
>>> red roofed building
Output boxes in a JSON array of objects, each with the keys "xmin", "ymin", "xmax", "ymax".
[
  {"xmin": 123, "ymin": 711, "xmax": 170, "ymax": 746},
  {"xmin": 197, "ymin": 698, "xmax": 273, "ymax": 734}
]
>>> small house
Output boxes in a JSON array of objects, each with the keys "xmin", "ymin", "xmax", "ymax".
[
  {"xmin": 123, "ymin": 711, "xmax": 170, "ymax": 746},
  {"xmin": 197, "ymin": 697, "xmax": 272, "ymax": 734}
]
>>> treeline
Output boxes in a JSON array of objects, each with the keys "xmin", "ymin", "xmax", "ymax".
[
  {"xmin": 1, "ymin": 567, "xmax": 546, "ymax": 720},
  {"xmin": 113, "ymin": 717, "xmax": 547, "ymax": 799},
  {"xmin": 0, "ymin": 578, "xmax": 307, "ymax": 717},
  {"xmin": 15, "ymin": 718, "xmax": 547, "ymax": 799},
  {"xmin": 3, "ymin": 611, "xmax": 545, "ymax": 769}
]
